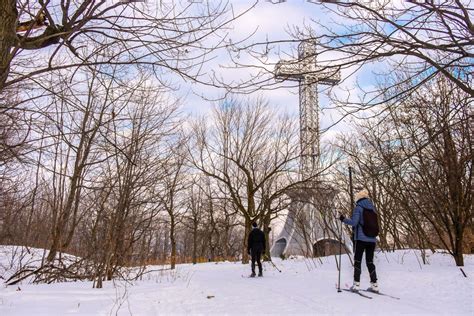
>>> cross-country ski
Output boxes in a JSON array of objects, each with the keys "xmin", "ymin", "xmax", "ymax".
[
  {"xmin": 361, "ymin": 288, "xmax": 401, "ymax": 300},
  {"xmin": 342, "ymin": 288, "xmax": 373, "ymax": 299}
]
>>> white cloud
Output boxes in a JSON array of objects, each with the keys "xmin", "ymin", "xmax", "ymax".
[{"xmin": 177, "ymin": 1, "xmax": 394, "ymax": 138}]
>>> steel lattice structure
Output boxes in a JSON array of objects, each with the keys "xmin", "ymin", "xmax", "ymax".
[
  {"xmin": 275, "ymin": 39, "xmax": 340, "ymax": 179},
  {"xmin": 271, "ymin": 39, "xmax": 345, "ymax": 258}
]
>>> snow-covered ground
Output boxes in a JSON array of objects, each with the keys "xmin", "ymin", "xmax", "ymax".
[{"xmin": 0, "ymin": 246, "xmax": 472, "ymax": 315}]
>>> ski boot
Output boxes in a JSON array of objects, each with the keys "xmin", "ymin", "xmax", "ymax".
[
  {"xmin": 350, "ymin": 281, "xmax": 360, "ymax": 292},
  {"xmin": 258, "ymin": 271, "xmax": 263, "ymax": 277},
  {"xmin": 250, "ymin": 272, "xmax": 256, "ymax": 278},
  {"xmin": 368, "ymin": 282, "xmax": 379, "ymax": 293}
]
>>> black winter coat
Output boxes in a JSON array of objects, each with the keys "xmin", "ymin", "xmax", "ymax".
[{"xmin": 247, "ymin": 227, "xmax": 266, "ymax": 254}]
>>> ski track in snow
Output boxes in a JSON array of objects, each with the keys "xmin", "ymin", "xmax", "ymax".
[{"xmin": 0, "ymin": 247, "xmax": 472, "ymax": 315}]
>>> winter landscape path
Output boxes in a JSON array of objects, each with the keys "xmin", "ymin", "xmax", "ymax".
[{"xmin": 0, "ymin": 248, "xmax": 472, "ymax": 315}]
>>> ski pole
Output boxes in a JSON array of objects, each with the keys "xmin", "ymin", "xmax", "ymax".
[
  {"xmin": 269, "ymin": 259, "xmax": 282, "ymax": 273},
  {"xmin": 264, "ymin": 254, "xmax": 281, "ymax": 272},
  {"xmin": 337, "ymin": 217, "xmax": 343, "ymax": 293}
]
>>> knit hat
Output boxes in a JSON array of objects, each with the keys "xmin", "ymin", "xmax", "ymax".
[
  {"xmin": 252, "ymin": 222, "xmax": 257, "ymax": 228},
  {"xmin": 355, "ymin": 188, "xmax": 369, "ymax": 202}
]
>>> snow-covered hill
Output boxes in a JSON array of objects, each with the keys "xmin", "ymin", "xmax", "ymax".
[{"xmin": 0, "ymin": 246, "xmax": 472, "ymax": 315}]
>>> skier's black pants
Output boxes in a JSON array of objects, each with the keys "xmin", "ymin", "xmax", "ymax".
[
  {"xmin": 353, "ymin": 241, "xmax": 377, "ymax": 283},
  {"xmin": 251, "ymin": 250, "xmax": 262, "ymax": 274}
]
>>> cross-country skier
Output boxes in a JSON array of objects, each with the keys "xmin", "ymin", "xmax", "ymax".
[
  {"xmin": 339, "ymin": 188, "xmax": 379, "ymax": 293},
  {"xmin": 247, "ymin": 222, "xmax": 266, "ymax": 277}
]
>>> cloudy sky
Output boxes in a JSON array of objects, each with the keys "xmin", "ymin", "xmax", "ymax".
[{"xmin": 178, "ymin": 0, "xmax": 379, "ymax": 141}]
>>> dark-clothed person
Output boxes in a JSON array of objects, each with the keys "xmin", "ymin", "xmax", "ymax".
[{"xmin": 247, "ymin": 222, "xmax": 266, "ymax": 277}]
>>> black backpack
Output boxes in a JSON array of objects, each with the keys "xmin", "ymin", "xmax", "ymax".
[{"xmin": 361, "ymin": 207, "xmax": 379, "ymax": 237}]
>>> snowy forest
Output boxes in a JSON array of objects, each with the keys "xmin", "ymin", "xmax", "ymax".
[{"xmin": 0, "ymin": 1, "xmax": 472, "ymax": 315}]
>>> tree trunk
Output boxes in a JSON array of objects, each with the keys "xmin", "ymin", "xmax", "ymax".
[
  {"xmin": 192, "ymin": 220, "xmax": 198, "ymax": 264},
  {"xmin": 170, "ymin": 217, "xmax": 176, "ymax": 269},
  {"xmin": 0, "ymin": 0, "xmax": 16, "ymax": 90},
  {"xmin": 263, "ymin": 213, "xmax": 271, "ymax": 260},
  {"xmin": 47, "ymin": 224, "xmax": 62, "ymax": 262},
  {"xmin": 242, "ymin": 217, "xmax": 251, "ymax": 264},
  {"xmin": 454, "ymin": 223, "xmax": 464, "ymax": 266}
]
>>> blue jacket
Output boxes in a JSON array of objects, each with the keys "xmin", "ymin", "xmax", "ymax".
[{"xmin": 343, "ymin": 198, "xmax": 377, "ymax": 243}]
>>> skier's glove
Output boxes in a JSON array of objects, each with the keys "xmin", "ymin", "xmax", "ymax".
[{"xmin": 339, "ymin": 214, "xmax": 345, "ymax": 222}]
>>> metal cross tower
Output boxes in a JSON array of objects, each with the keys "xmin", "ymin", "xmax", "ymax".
[
  {"xmin": 275, "ymin": 39, "xmax": 340, "ymax": 178},
  {"xmin": 270, "ymin": 39, "xmax": 344, "ymax": 258}
]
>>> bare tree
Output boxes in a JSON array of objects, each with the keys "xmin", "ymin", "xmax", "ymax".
[
  {"xmin": 156, "ymin": 137, "xmax": 189, "ymax": 269},
  {"xmin": 40, "ymin": 66, "xmax": 124, "ymax": 262},
  {"xmin": 0, "ymin": 91, "xmax": 29, "ymax": 167},
  {"xmin": 336, "ymin": 72, "xmax": 472, "ymax": 266},
  {"xmin": 183, "ymin": 176, "xmax": 206, "ymax": 264},
  {"xmin": 182, "ymin": 173, "xmax": 243, "ymax": 263},
  {"xmin": 1, "ymin": 1, "xmax": 252, "ymax": 91},
  {"xmin": 96, "ymin": 78, "xmax": 182, "ymax": 280},
  {"xmin": 188, "ymin": 97, "xmax": 335, "ymax": 262},
  {"xmin": 223, "ymin": 1, "xmax": 472, "ymax": 104}
]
